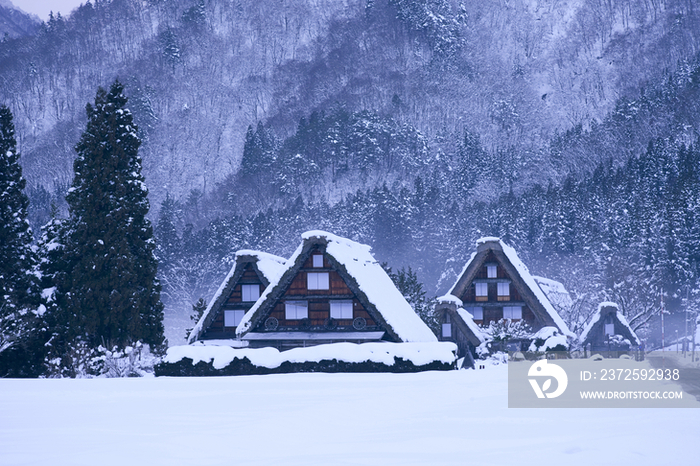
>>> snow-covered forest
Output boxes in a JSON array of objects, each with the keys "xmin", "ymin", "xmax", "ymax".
[{"xmin": 2, "ymin": 0, "xmax": 700, "ymax": 357}]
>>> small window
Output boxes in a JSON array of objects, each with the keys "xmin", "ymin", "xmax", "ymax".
[
  {"xmin": 241, "ymin": 284, "xmax": 260, "ymax": 302},
  {"xmin": 330, "ymin": 300, "xmax": 353, "ymax": 319},
  {"xmin": 285, "ymin": 301, "xmax": 308, "ymax": 320},
  {"xmin": 224, "ymin": 310, "xmax": 246, "ymax": 327},
  {"xmin": 497, "ymin": 282, "xmax": 510, "ymax": 301},
  {"xmin": 307, "ymin": 272, "xmax": 329, "ymax": 290},
  {"xmin": 313, "ymin": 254, "xmax": 324, "ymax": 268},
  {"xmin": 503, "ymin": 306, "xmax": 522, "ymax": 320},
  {"xmin": 442, "ymin": 323, "xmax": 452, "ymax": 338},
  {"xmin": 604, "ymin": 323, "xmax": 615, "ymax": 336},
  {"xmin": 466, "ymin": 306, "xmax": 483, "ymax": 320},
  {"xmin": 487, "ymin": 265, "xmax": 497, "ymax": 278},
  {"xmin": 475, "ymin": 282, "xmax": 488, "ymax": 301}
]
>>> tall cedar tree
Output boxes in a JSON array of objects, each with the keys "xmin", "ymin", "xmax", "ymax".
[
  {"xmin": 61, "ymin": 81, "xmax": 164, "ymax": 348},
  {"xmin": 0, "ymin": 105, "xmax": 36, "ymax": 306},
  {"xmin": 0, "ymin": 105, "xmax": 42, "ymax": 376}
]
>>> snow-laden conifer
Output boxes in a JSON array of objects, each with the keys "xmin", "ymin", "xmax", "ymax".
[
  {"xmin": 59, "ymin": 81, "xmax": 164, "ymax": 350},
  {"xmin": 0, "ymin": 105, "xmax": 43, "ymax": 376}
]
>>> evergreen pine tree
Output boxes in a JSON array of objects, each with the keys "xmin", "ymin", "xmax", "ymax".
[
  {"xmin": 59, "ymin": 81, "xmax": 164, "ymax": 350},
  {"xmin": 0, "ymin": 105, "xmax": 43, "ymax": 376},
  {"xmin": 0, "ymin": 105, "xmax": 37, "ymax": 308}
]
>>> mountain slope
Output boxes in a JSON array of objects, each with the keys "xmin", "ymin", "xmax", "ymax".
[
  {"xmin": 1, "ymin": 0, "xmax": 699, "ymax": 217},
  {"xmin": 0, "ymin": 0, "xmax": 40, "ymax": 39}
]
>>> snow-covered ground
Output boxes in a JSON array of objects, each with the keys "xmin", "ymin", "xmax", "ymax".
[{"xmin": 1, "ymin": 366, "xmax": 697, "ymax": 466}]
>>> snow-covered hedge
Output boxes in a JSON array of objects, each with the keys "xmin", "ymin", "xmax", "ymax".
[
  {"xmin": 155, "ymin": 342, "xmax": 458, "ymax": 376},
  {"xmin": 528, "ymin": 326, "xmax": 569, "ymax": 353}
]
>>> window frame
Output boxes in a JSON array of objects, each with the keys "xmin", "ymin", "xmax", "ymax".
[
  {"xmin": 475, "ymin": 282, "xmax": 488, "ymax": 301},
  {"xmin": 487, "ymin": 264, "xmax": 497, "ymax": 278},
  {"xmin": 441, "ymin": 323, "xmax": 452, "ymax": 338},
  {"xmin": 466, "ymin": 306, "xmax": 483, "ymax": 320},
  {"xmin": 307, "ymin": 272, "xmax": 330, "ymax": 290},
  {"xmin": 497, "ymin": 282, "xmax": 510, "ymax": 301},
  {"xmin": 604, "ymin": 323, "xmax": 615, "ymax": 336},
  {"xmin": 503, "ymin": 306, "xmax": 522, "ymax": 320},
  {"xmin": 241, "ymin": 284, "xmax": 260, "ymax": 302},
  {"xmin": 312, "ymin": 254, "xmax": 324, "ymax": 268},
  {"xmin": 224, "ymin": 309, "xmax": 246, "ymax": 327},
  {"xmin": 330, "ymin": 300, "xmax": 353, "ymax": 319},
  {"xmin": 285, "ymin": 300, "xmax": 308, "ymax": 320}
]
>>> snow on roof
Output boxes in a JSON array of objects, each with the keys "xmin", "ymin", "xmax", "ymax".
[
  {"xmin": 187, "ymin": 250, "xmax": 287, "ymax": 344},
  {"xmin": 235, "ymin": 250, "xmax": 288, "ymax": 283},
  {"xmin": 237, "ymin": 231, "xmax": 437, "ymax": 343},
  {"xmin": 456, "ymin": 308, "xmax": 487, "ymax": 344},
  {"xmin": 533, "ymin": 275, "xmax": 573, "ymax": 314},
  {"xmin": 437, "ymin": 294, "xmax": 463, "ymax": 306},
  {"xmin": 579, "ymin": 302, "xmax": 640, "ymax": 346},
  {"xmin": 476, "ymin": 236, "xmax": 501, "ymax": 244}
]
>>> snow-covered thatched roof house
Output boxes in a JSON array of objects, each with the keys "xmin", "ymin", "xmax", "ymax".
[
  {"xmin": 235, "ymin": 231, "xmax": 437, "ymax": 350},
  {"xmin": 436, "ymin": 237, "xmax": 573, "ymax": 356},
  {"xmin": 187, "ymin": 250, "xmax": 287, "ymax": 344},
  {"xmin": 580, "ymin": 302, "xmax": 640, "ymax": 352}
]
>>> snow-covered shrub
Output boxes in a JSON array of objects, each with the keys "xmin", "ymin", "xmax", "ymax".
[
  {"xmin": 484, "ymin": 318, "xmax": 532, "ymax": 342},
  {"xmin": 44, "ymin": 340, "xmax": 159, "ymax": 378},
  {"xmin": 482, "ymin": 318, "xmax": 533, "ymax": 352},
  {"xmin": 606, "ymin": 334, "xmax": 632, "ymax": 351},
  {"xmin": 44, "ymin": 339, "xmax": 105, "ymax": 378},
  {"xmin": 98, "ymin": 342, "xmax": 159, "ymax": 377},
  {"xmin": 528, "ymin": 326, "xmax": 569, "ymax": 353},
  {"xmin": 476, "ymin": 341, "xmax": 490, "ymax": 359}
]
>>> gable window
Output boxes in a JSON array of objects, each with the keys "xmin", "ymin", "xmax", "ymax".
[
  {"xmin": 307, "ymin": 272, "xmax": 329, "ymax": 290},
  {"xmin": 285, "ymin": 300, "xmax": 308, "ymax": 320},
  {"xmin": 224, "ymin": 310, "xmax": 246, "ymax": 327},
  {"xmin": 497, "ymin": 282, "xmax": 510, "ymax": 301},
  {"xmin": 330, "ymin": 300, "xmax": 353, "ymax": 319},
  {"xmin": 503, "ymin": 306, "xmax": 522, "ymax": 320},
  {"xmin": 475, "ymin": 282, "xmax": 488, "ymax": 301},
  {"xmin": 241, "ymin": 284, "xmax": 260, "ymax": 302},
  {"xmin": 465, "ymin": 306, "xmax": 483, "ymax": 320},
  {"xmin": 312, "ymin": 254, "xmax": 324, "ymax": 268},
  {"xmin": 487, "ymin": 265, "xmax": 497, "ymax": 278},
  {"xmin": 442, "ymin": 314, "xmax": 452, "ymax": 338},
  {"xmin": 604, "ymin": 315, "xmax": 615, "ymax": 336}
]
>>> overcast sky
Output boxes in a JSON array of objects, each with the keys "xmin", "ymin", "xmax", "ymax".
[{"xmin": 11, "ymin": 0, "xmax": 86, "ymax": 21}]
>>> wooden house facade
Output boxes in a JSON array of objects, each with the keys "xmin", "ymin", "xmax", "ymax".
[
  {"xmin": 580, "ymin": 302, "xmax": 640, "ymax": 353},
  {"xmin": 437, "ymin": 237, "xmax": 572, "ymax": 355},
  {"xmin": 188, "ymin": 250, "xmax": 287, "ymax": 344},
  {"xmin": 236, "ymin": 231, "xmax": 437, "ymax": 350}
]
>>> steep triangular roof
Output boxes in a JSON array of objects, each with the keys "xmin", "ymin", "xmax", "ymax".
[
  {"xmin": 580, "ymin": 302, "xmax": 640, "ymax": 346},
  {"xmin": 436, "ymin": 294, "xmax": 487, "ymax": 348},
  {"xmin": 187, "ymin": 250, "xmax": 287, "ymax": 343},
  {"xmin": 448, "ymin": 237, "xmax": 573, "ymax": 337},
  {"xmin": 237, "ymin": 231, "xmax": 437, "ymax": 342},
  {"xmin": 533, "ymin": 276, "xmax": 572, "ymax": 317}
]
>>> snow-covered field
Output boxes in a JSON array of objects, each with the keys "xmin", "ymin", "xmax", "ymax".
[{"xmin": 1, "ymin": 366, "xmax": 697, "ymax": 466}]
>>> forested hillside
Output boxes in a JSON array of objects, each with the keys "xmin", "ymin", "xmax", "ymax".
[
  {"xmin": 2, "ymin": 0, "xmax": 700, "ymax": 345},
  {"xmin": 3, "ymin": 0, "xmax": 699, "ymax": 208}
]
